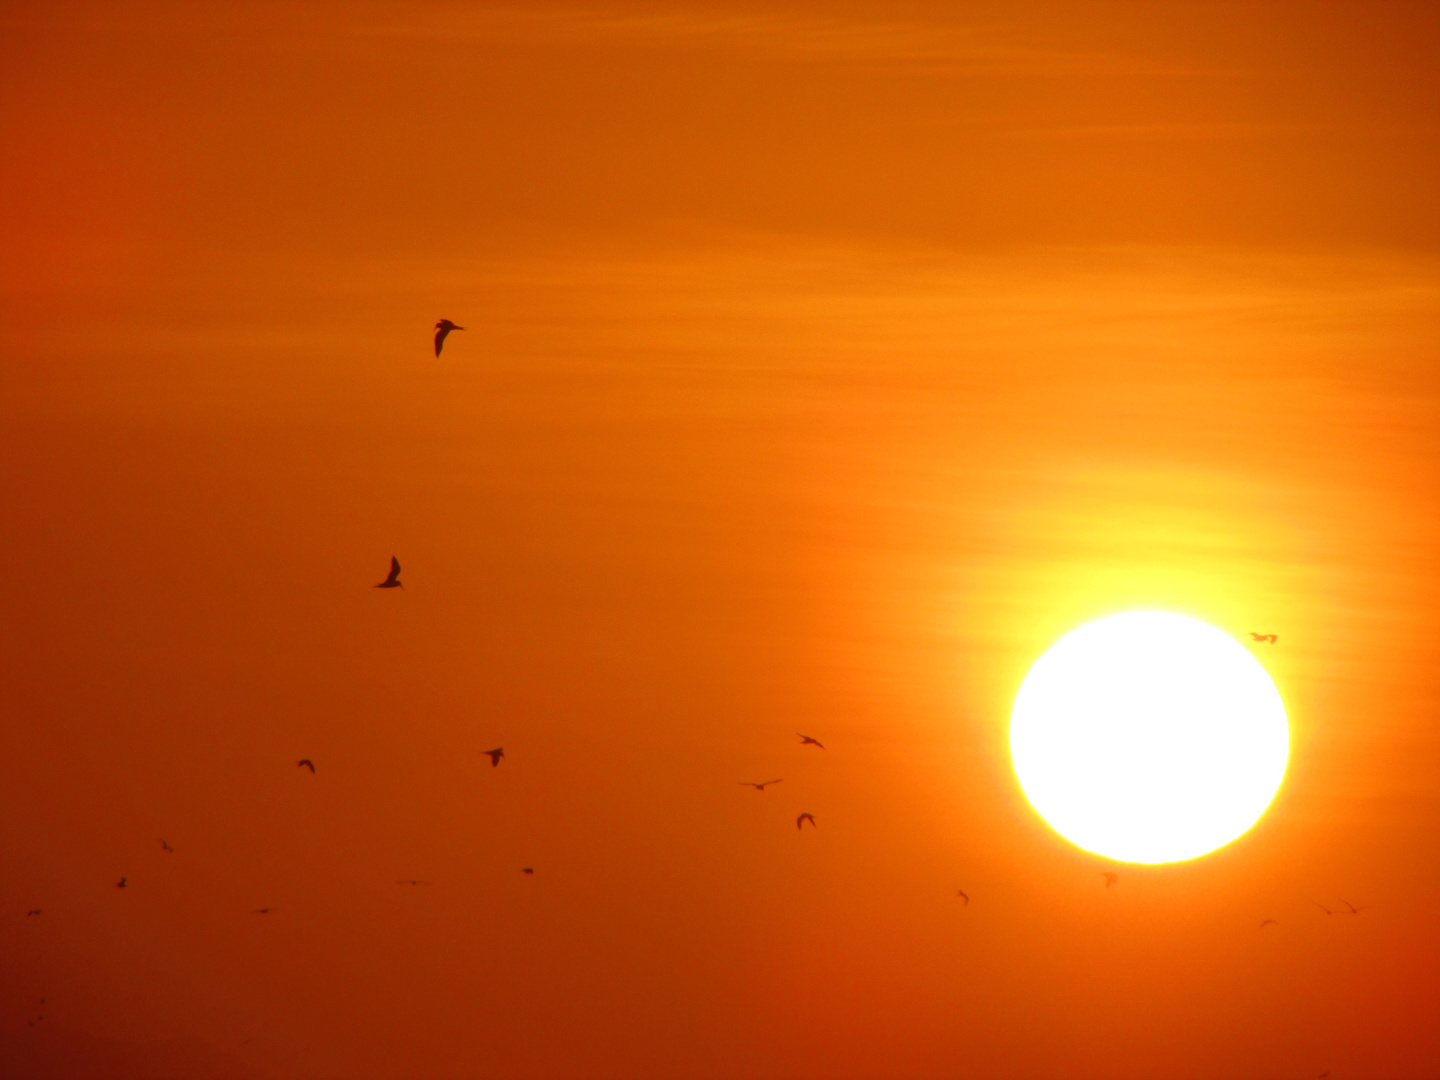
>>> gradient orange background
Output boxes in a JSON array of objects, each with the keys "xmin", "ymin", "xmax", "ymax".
[{"xmin": 3, "ymin": 3, "xmax": 1439, "ymax": 1078}]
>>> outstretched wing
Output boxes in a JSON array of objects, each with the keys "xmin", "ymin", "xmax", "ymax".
[
  {"xmin": 385, "ymin": 556, "xmax": 401, "ymax": 585},
  {"xmin": 435, "ymin": 325, "xmax": 451, "ymax": 356}
]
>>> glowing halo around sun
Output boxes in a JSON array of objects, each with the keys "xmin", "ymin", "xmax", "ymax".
[{"xmin": 1010, "ymin": 611, "xmax": 1289, "ymax": 864}]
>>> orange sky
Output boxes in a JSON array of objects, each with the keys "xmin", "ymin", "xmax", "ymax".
[{"xmin": 3, "ymin": 3, "xmax": 1439, "ymax": 1078}]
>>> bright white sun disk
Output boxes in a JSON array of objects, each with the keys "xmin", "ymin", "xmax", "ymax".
[{"xmin": 1010, "ymin": 611, "xmax": 1288, "ymax": 864}]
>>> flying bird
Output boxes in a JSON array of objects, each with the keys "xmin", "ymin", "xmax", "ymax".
[
  {"xmin": 797, "ymin": 734, "xmax": 825, "ymax": 749},
  {"xmin": 254, "ymin": 908, "xmax": 270, "ymax": 914},
  {"xmin": 797, "ymin": 813, "xmax": 816, "ymax": 830},
  {"xmin": 297, "ymin": 759, "xmax": 315, "ymax": 773},
  {"xmin": 27, "ymin": 909, "xmax": 41, "ymax": 917},
  {"xmin": 434, "ymin": 319, "xmax": 465, "ymax": 357},
  {"xmin": 1101, "ymin": 872, "xmax": 1118, "ymax": 888},
  {"xmin": 1339, "ymin": 899, "xmax": 1370, "ymax": 915},
  {"xmin": 116, "ymin": 877, "xmax": 127, "ymax": 889},
  {"xmin": 374, "ymin": 556, "xmax": 403, "ymax": 589},
  {"xmin": 482, "ymin": 748, "xmax": 504, "ymax": 767},
  {"xmin": 1314, "ymin": 901, "xmax": 1335, "ymax": 915},
  {"xmin": 397, "ymin": 880, "xmax": 433, "ymax": 886},
  {"xmin": 1249, "ymin": 632, "xmax": 1278, "ymax": 644},
  {"xmin": 957, "ymin": 891, "xmax": 969, "ymax": 906},
  {"xmin": 522, "ymin": 867, "xmax": 534, "ymax": 874},
  {"xmin": 1259, "ymin": 919, "xmax": 1277, "ymax": 929},
  {"xmin": 739, "ymin": 779, "xmax": 783, "ymax": 791},
  {"xmin": 159, "ymin": 839, "xmax": 173, "ymax": 852}
]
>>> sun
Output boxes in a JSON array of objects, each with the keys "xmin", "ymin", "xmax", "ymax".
[{"xmin": 1010, "ymin": 611, "xmax": 1288, "ymax": 864}]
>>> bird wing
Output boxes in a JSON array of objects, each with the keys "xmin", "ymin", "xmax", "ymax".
[
  {"xmin": 386, "ymin": 556, "xmax": 401, "ymax": 584},
  {"xmin": 435, "ymin": 326, "xmax": 450, "ymax": 356}
]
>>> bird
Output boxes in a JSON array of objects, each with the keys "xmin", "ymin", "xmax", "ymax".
[
  {"xmin": 739, "ymin": 779, "xmax": 783, "ymax": 791},
  {"xmin": 1249, "ymin": 632, "xmax": 1278, "ymax": 644},
  {"xmin": 297, "ymin": 759, "xmax": 315, "ymax": 773},
  {"xmin": 797, "ymin": 813, "xmax": 816, "ymax": 830},
  {"xmin": 374, "ymin": 556, "xmax": 403, "ymax": 589},
  {"xmin": 116, "ymin": 877, "xmax": 127, "ymax": 889},
  {"xmin": 797, "ymin": 734, "xmax": 825, "ymax": 749},
  {"xmin": 1314, "ymin": 901, "xmax": 1335, "ymax": 915},
  {"xmin": 159, "ymin": 839, "xmax": 173, "ymax": 852},
  {"xmin": 1101, "ymin": 872, "xmax": 1118, "ymax": 888},
  {"xmin": 434, "ymin": 319, "xmax": 465, "ymax": 357},
  {"xmin": 26, "ymin": 909, "xmax": 41, "ymax": 917},
  {"xmin": 522, "ymin": 867, "xmax": 534, "ymax": 874},
  {"xmin": 397, "ymin": 880, "xmax": 433, "ymax": 886},
  {"xmin": 254, "ymin": 908, "xmax": 270, "ymax": 914},
  {"xmin": 482, "ymin": 748, "xmax": 504, "ymax": 767},
  {"xmin": 1339, "ymin": 899, "xmax": 1370, "ymax": 915},
  {"xmin": 957, "ymin": 890, "xmax": 969, "ymax": 906},
  {"xmin": 1259, "ymin": 919, "xmax": 1277, "ymax": 929}
]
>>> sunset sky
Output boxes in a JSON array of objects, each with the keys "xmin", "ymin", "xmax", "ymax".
[{"xmin": 3, "ymin": 3, "xmax": 1439, "ymax": 1078}]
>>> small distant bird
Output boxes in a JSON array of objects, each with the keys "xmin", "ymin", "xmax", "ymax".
[
  {"xmin": 957, "ymin": 890, "xmax": 969, "ymax": 906},
  {"xmin": 1314, "ymin": 901, "xmax": 1335, "ymax": 915},
  {"xmin": 522, "ymin": 867, "xmax": 534, "ymax": 874},
  {"xmin": 1101, "ymin": 872, "xmax": 1118, "ymax": 889},
  {"xmin": 797, "ymin": 812, "xmax": 816, "ymax": 830},
  {"xmin": 27, "ymin": 909, "xmax": 41, "ymax": 917},
  {"xmin": 374, "ymin": 556, "xmax": 403, "ymax": 589},
  {"xmin": 1249, "ymin": 632, "xmax": 1278, "ymax": 644},
  {"xmin": 797, "ymin": 734, "xmax": 825, "ymax": 749},
  {"xmin": 116, "ymin": 877, "xmax": 127, "ymax": 889},
  {"xmin": 397, "ymin": 880, "xmax": 433, "ymax": 886},
  {"xmin": 739, "ymin": 779, "xmax": 783, "ymax": 791},
  {"xmin": 297, "ymin": 759, "xmax": 315, "ymax": 773},
  {"xmin": 482, "ymin": 748, "xmax": 504, "ymax": 767},
  {"xmin": 254, "ymin": 908, "xmax": 270, "ymax": 914},
  {"xmin": 1339, "ymin": 899, "xmax": 1370, "ymax": 915},
  {"xmin": 159, "ymin": 839, "xmax": 173, "ymax": 852},
  {"xmin": 1259, "ymin": 919, "xmax": 1277, "ymax": 929},
  {"xmin": 434, "ymin": 319, "xmax": 465, "ymax": 356}
]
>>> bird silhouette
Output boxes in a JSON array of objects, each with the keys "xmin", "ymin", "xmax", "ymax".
[
  {"xmin": 482, "ymin": 748, "xmax": 504, "ymax": 767},
  {"xmin": 397, "ymin": 880, "xmax": 433, "ymax": 886},
  {"xmin": 957, "ymin": 890, "xmax": 969, "ymax": 906},
  {"xmin": 116, "ymin": 877, "xmax": 127, "ymax": 889},
  {"xmin": 797, "ymin": 734, "xmax": 825, "ymax": 749},
  {"xmin": 797, "ymin": 812, "xmax": 816, "ymax": 830},
  {"xmin": 1249, "ymin": 632, "xmax": 1278, "ymax": 644},
  {"xmin": 254, "ymin": 908, "xmax": 270, "ymax": 914},
  {"xmin": 1314, "ymin": 901, "xmax": 1335, "ymax": 915},
  {"xmin": 297, "ymin": 759, "xmax": 315, "ymax": 773},
  {"xmin": 1101, "ymin": 872, "xmax": 1118, "ymax": 888},
  {"xmin": 374, "ymin": 556, "xmax": 403, "ymax": 589},
  {"xmin": 434, "ymin": 319, "xmax": 465, "ymax": 356},
  {"xmin": 1339, "ymin": 899, "xmax": 1370, "ymax": 915},
  {"xmin": 159, "ymin": 839, "xmax": 173, "ymax": 852},
  {"xmin": 739, "ymin": 779, "xmax": 783, "ymax": 791},
  {"xmin": 1259, "ymin": 918, "xmax": 1277, "ymax": 929},
  {"xmin": 522, "ymin": 867, "xmax": 534, "ymax": 874},
  {"xmin": 26, "ymin": 909, "xmax": 41, "ymax": 917}
]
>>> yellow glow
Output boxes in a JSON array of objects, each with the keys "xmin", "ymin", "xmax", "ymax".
[{"xmin": 1010, "ymin": 611, "xmax": 1288, "ymax": 863}]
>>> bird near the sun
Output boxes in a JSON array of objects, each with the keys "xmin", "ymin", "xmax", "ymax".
[
  {"xmin": 482, "ymin": 748, "xmax": 504, "ymax": 767},
  {"xmin": 116, "ymin": 877, "xmax": 127, "ymax": 888},
  {"xmin": 26, "ymin": 909, "xmax": 41, "ymax": 917},
  {"xmin": 1259, "ymin": 918, "xmax": 1277, "ymax": 929},
  {"xmin": 297, "ymin": 759, "xmax": 315, "ymax": 773},
  {"xmin": 397, "ymin": 879, "xmax": 433, "ymax": 886},
  {"xmin": 797, "ymin": 733, "xmax": 825, "ymax": 748},
  {"xmin": 254, "ymin": 908, "xmax": 270, "ymax": 914},
  {"xmin": 1339, "ymin": 899, "xmax": 1370, "ymax": 915},
  {"xmin": 1249, "ymin": 632, "xmax": 1278, "ymax": 643},
  {"xmin": 374, "ymin": 556, "xmax": 403, "ymax": 589},
  {"xmin": 434, "ymin": 319, "xmax": 465, "ymax": 356},
  {"xmin": 739, "ymin": 779, "xmax": 783, "ymax": 791},
  {"xmin": 957, "ymin": 890, "xmax": 970, "ymax": 906},
  {"xmin": 522, "ymin": 867, "xmax": 534, "ymax": 874},
  {"xmin": 1101, "ymin": 872, "xmax": 1118, "ymax": 888},
  {"xmin": 797, "ymin": 812, "xmax": 816, "ymax": 830},
  {"xmin": 1314, "ymin": 901, "xmax": 1335, "ymax": 915},
  {"xmin": 159, "ymin": 839, "xmax": 173, "ymax": 852}
]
